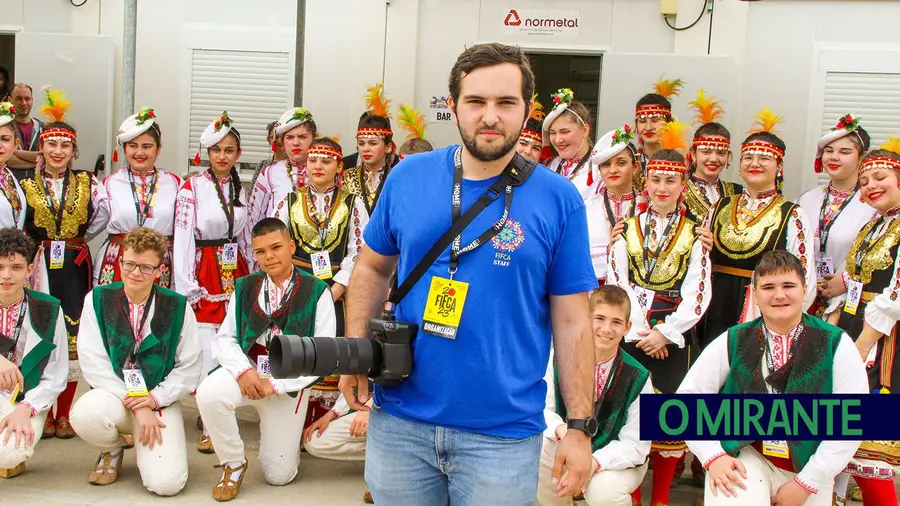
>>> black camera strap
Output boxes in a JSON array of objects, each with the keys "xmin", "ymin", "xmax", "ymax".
[{"xmin": 386, "ymin": 148, "xmax": 536, "ymax": 308}]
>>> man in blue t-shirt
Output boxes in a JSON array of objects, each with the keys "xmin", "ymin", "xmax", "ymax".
[{"xmin": 342, "ymin": 43, "xmax": 598, "ymax": 505}]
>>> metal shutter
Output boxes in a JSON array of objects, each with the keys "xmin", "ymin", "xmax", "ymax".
[
  {"xmin": 817, "ymin": 71, "xmax": 900, "ymax": 185},
  {"xmin": 188, "ymin": 49, "xmax": 291, "ymax": 172}
]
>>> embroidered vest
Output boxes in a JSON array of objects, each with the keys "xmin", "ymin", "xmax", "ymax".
[
  {"xmin": 555, "ymin": 351, "xmax": 650, "ymax": 452},
  {"xmin": 623, "ymin": 213, "xmax": 698, "ymax": 291},
  {"xmin": 720, "ymin": 314, "xmax": 841, "ymax": 472},
  {"xmin": 22, "ymin": 169, "xmax": 95, "ymax": 241},
  {"xmin": 711, "ymin": 195, "xmax": 795, "ymax": 270},
  {"xmin": 845, "ymin": 216, "xmax": 900, "ymax": 290},
  {"xmin": 232, "ymin": 269, "xmax": 327, "ymax": 352},
  {"xmin": 93, "ymin": 283, "xmax": 186, "ymax": 392},
  {"xmin": 286, "ymin": 189, "xmax": 355, "ymax": 281},
  {"xmin": 20, "ymin": 289, "xmax": 61, "ymax": 394},
  {"xmin": 342, "ymin": 165, "xmax": 389, "ymax": 213},
  {"xmin": 684, "ymin": 179, "xmax": 742, "ymax": 224}
]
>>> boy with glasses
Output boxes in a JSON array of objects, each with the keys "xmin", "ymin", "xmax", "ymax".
[{"xmin": 69, "ymin": 227, "xmax": 201, "ymax": 496}]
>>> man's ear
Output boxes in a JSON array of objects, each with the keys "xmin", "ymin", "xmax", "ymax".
[{"xmin": 448, "ymin": 97, "xmax": 459, "ymax": 127}]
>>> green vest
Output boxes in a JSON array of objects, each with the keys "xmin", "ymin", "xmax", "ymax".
[
  {"xmin": 555, "ymin": 351, "xmax": 650, "ymax": 452},
  {"xmin": 233, "ymin": 268, "xmax": 328, "ymax": 352},
  {"xmin": 720, "ymin": 313, "xmax": 842, "ymax": 472},
  {"xmin": 20, "ymin": 289, "xmax": 62, "ymax": 394},
  {"xmin": 93, "ymin": 283, "xmax": 186, "ymax": 392}
]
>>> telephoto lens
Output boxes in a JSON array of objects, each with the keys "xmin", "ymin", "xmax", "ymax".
[{"xmin": 269, "ymin": 335, "xmax": 381, "ymax": 379}]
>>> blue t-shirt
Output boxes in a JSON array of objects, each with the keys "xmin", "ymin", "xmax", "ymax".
[{"xmin": 364, "ymin": 145, "xmax": 596, "ymax": 438}]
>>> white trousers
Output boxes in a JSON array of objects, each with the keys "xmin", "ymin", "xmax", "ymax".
[
  {"xmin": 195, "ymin": 367, "xmax": 311, "ymax": 486},
  {"xmin": 197, "ymin": 324, "xmax": 220, "ymax": 378},
  {"xmin": 537, "ymin": 438, "xmax": 648, "ymax": 506},
  {"xmin": 0, "ymin": 398, "xmax": 48, "ymax": 468},
  {"xmin": 704, "ymin": 447, "xmax": 833, "ymax": 506},
  {"xmin": 69, "ymin": 388, "xmax": 188, "ymax": 496},
  {"xmin": 305, "ymin": 412, "xmax": 367, "ymax": 462}
]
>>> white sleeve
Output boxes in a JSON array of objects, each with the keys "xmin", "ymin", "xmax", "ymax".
[
  {"xmin": 542, "ymin": 348, "xmax": 566, "ymax": 440},
  {"xmin": 236, "ymin": 186, "xmax": 254, "ymax": 267},
  {"xmin": 22, "ymin": 310, "xmax": 69, "ymax": 414},
  {"xmin": 214, "ymin": 294, "xmax": 254, "ymax": 379},
  {"xmin": 148, "ymin": 304, "xmax": 203, "ymax": 408},
  {"xmin": 786, "ymin": 206, "xmax": 817, "ymax": 311},
  {"xmin": 269, "ymin": 290, "xmax": 337, "ymax": 394},
  {"xmin": 794, "ymin": 334, "xmax": 869, "ymax": 494},
  {"xmin": 606, "ymin": 237, "xmax": 645, "ymax": 336},
  {"xmin": 172, "ymin": 183, "xmax": 201, "ymax": 304},
  {"xmin": 863, "ymin": 247, "xmax": 900, "ymax": 336},
  {"xmin": 76, "ymin": 293, "xmax": 127, "ymax": 397},
  {"xmin": 244, "ymin": 169, "xmax": 273, "ymax": 270},
  {"xmin": 593, "ymin": 377, "xmax": 654, "ymax": 471},
  {"xmin": 332, "ymin": 393, "xmax": 350, "ymax": 417},
  {"xmin": 678, "ymin": 331, "xmax": 731, "ymax": 467},
  {"xmin": 87, "ymin": 175, "xmax": 111, "ymax": 237},
  {"xmin": 656, "ymin": 239, "xmax": 710, "ymax": 348},
  {"xmin": 334, "ymin": 196, "xmax": 370, "ymax": 286},
  {"xmin": 274, "ymin": 195, "xmax": 291, "ymax": 226},
  {"xmin": 13, "ymin": 177, "xmax": 25, "ymax": 229}
]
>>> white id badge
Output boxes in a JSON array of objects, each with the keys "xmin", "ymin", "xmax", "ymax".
[
  {"xmin": 49, "ymin": 240, "xmax": 65, "ymax": 270},
  {"xmin": 256, "ymin": 354, "xmax": 272, "ymax": 379},
  {"xmin": 634, "ymin": 286, "xmax": 656, "ymax": 317},
  {"xmin": 311, "ymin": 251, "xmax": 333, "ymax": 280},
  {"xmin": 124, "ymin": 368, "xmax": 149, "ymax": 397},
  {"xmin": 221, "ymin": 243, "xmax": 239, "ymax": 271},
  {"xmin": 816, "ymin": 256, "xmax": 834, "ymax": 280},
  {"xmin": 844, "ymin": 280, "xmax": 863, "ymax": 315}
]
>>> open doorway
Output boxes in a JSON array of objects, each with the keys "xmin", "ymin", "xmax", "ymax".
[
  {"xmin": 0, "ymin": 34, "xmax": 14, "ymax": 100},
  {"xmin": 526, "ymin": 52, "xmax": 602, "ymax": 132}
]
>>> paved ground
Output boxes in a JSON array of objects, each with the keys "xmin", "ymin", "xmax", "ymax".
[{"xmin": 2, "ymin": 394, "xmax": 891, "ymax": 505}]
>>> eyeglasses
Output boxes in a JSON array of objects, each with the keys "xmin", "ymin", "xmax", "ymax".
[
  {"xmin": 120, "ymin": 260, "xmax": 160, "ymax": 275},
  {"xmin": 740, "ymin": 154, "xmax": 775, "ymax": 164}
]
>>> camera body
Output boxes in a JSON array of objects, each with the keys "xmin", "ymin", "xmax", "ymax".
[{"xmin": 269, "ymin": 317, "xmax": 417, "ymax": 386}]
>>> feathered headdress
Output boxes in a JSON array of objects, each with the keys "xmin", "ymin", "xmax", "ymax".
[
  {"xmin": 397, "ymin": 104, "xmax": 427, "ymax": 141},
  {"xmin": 529, "ymin": 93, "xmax": 545, "ymax": 122},
  {"xmin": 658, "ymin": 120, "xmax": 691, "ymax": 153},
  {"xmin": 882, "ymin": 136, "xmax": 900, "ymax": 155},
  {"xmin": 654, "ymin": 76, "xmax": 685, "ymax": 99},
  {"xmin": 688, "ymin": 88, "xmax": 725, "ymax": 125},
  {"xmin": 859, "ymin": 136, "xmax": 900, "ymax": 175},
  {"xmin": 40, "ymin": 86, "xmax": 71, "ymax": 123},
  {"xmin": 365, "ymin": 82, "xmax": 392, "ymax": 119},
  {"xmin": 748, "ymin": 106, "xmax": 784, "ymax": 135}
]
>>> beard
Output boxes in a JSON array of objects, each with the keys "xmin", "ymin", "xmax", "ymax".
[{"xmin": 458, "ymin": 124, "xmax": 519, "ymax": 163}]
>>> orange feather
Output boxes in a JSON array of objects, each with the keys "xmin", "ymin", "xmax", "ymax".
[
  {"xmin": 397, "ymin": 104, "xmax": 427, "ymax": 140},
  {"xmin": 365, "ymin": 82, "xmax": 392, "ymax": 119},
  {"xmin": 748, "ymin": 106, "xmax": 784, "ymax": 134},
  {"xmin": 881, "ymin": 136, "xmax": 900, "ymax": 155},
  {"xmin": 688, "ymin": 88, "xmax": 725, "ymax": 125},
  {"xmin": 529, "ymin": 93, "xmax": 545, "ymax": 121},
  {"xmin": 658, "ymin": 120, "xmax": 691, "ymax": 153},
  {"xmin": 653, "ymin": 76, "xmax": 685, "ymax": 99}
]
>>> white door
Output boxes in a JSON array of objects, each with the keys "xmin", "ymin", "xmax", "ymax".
[{"xmin": 15, "ymin": 32, "xmax": 115, "ymax": 175}]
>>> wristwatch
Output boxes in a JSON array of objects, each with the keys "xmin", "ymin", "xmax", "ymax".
[{"xmin": 567, "ymin": 418, "xmax": 598, "ymax": 438}]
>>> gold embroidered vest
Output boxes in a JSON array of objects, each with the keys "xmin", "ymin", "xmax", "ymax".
[
  {"xmin": 623, "ymin": 213, "xmax": 698, "ymax": 291},
  {"xmin": 711, "ymin": 195, "xmax": 795, "ymax": 270}
]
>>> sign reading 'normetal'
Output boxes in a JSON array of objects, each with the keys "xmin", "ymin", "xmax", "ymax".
[{"xmin": 640, "ymin": 395, "xmax": 900, "ymax": 441}]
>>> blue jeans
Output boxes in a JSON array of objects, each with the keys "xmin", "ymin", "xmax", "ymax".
[{"xmin": 365, "ymin": 405, "xmax": 542, "ymax": 506}]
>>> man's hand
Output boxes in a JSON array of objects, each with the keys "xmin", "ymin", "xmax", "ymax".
[
  {"xmin": 350, "ymin": 410, "xmax": 370, "ymax": 437},
  {"xmin": 0, "ymin": 404, "xmax": 34, "ymax": 449},
  {"xmin": 237, "ymin": 369, "xmax": 266, "ymax": 400},
  {"xmin": 133, "ymin": 406, "xmax": 166, "ymax": 450},
  {"xmin": 771, "ymin": 479, "xmax": 811, "ymax": 506},
  {"xmin": 303, "ymin": 411, "xmax": 335, "ymax": 444},
  {"xmin": 0, "ymin": 356, "xmax": 23, "ymax": 393},
  {"xmin": 339, "ymin": 374, "xmax": 371, "ymax": 412},
  {"xmin": 706, "ymin": 455, "xmax": 747, "ymax": 497},
  {"xmin": 819, "ymin": 273, "xmax": 847, "ymax": 299},
  {"xmin": 636, "ymin": 329, "xmax": 669, "ymax": 359},
  {"xmin": 695, "ymin": 227, "xmax": 713, "ymax": 252},
  {"xmin": 122, "ymin": 394, "xmax": 158, "ymax": 411},
  {"xmin": 552, "ymin": 431, "xmax": 593, "ymax": 498}
]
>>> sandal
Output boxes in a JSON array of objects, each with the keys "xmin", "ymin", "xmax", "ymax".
[
  {"xmin": 212, "ymin": 460, "xmax": 248, "ymax": 502},
  {"xmin": 122, "ymin": 434, "xmax": 135, "ymax": 449},
  {"xmin": 197, "ymin": 434, "xmax": 215, "ymax": 454},
  {"xmin": 87, "ymin": 449, "xmax": 124, "ymax": 486},
  {"xmin": 0, "ymin": 462, "xmax": 25, "ymax": 479}
]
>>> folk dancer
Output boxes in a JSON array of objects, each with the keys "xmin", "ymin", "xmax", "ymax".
[
  {"xmin": 342, "ymin": 82, "xmax": 397, "ymax": 214},
  {"xmin": 0, "ymin": 102, "xmax": 26, "ymax": 229},
  {"xmin": 633, "ymin": 76, "xmax": 684, "ymax": 191},
  {"xmin": 541, "ymin": 88, "xmax": 600, "ymax": 200}
]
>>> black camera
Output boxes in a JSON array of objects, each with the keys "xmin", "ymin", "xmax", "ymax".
[{"xmin": 269, "ymin": 317, "xmax": 416, "ymax": 386}]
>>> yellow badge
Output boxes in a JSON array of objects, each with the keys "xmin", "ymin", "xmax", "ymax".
[
  {"xmin": 422, "ymin": 276, "xmax": 469, "ymax": 339},
  {"xmin": 762, "ymin": 440, "xmax": 790, "ymax": 459}
]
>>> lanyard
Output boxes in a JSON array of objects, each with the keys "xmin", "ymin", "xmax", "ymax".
[
  {"xmin": 127, "ymin": 168, "xmax": 159, "ymax": 227},
  {"xmin": 1, "ymin": 298, "xmax": 28, "ymax": 362},
  {"xmin": 210, "ymin": 170, "xmax": 235, "ymax": 241},
  {"xmin": 127, "ymin": 289, "xmax": 155, "ymax": 366},
  {"xmin": 262, "ymin": 271, "xmax": 296, "ymax": 348},
  {"xmin": 604, "ymin": 190, "xmax": 637, "ymax": 227},
  {"xmin": 642, "ymin": 211, "xmax": 678, "ymax": 278},
  {"xmin": 449, "ymin": 148, "xmax": 514, "ymax": 274},
  {"xmin": 762, "ymin": 324, "xmax": 802, "ymax": 392},
  {"xmin": 42, "ymin": 170, "xmax": 70, "ymax": 237},
  {"xmin": 557, "ymin": 156, "xmax": 589, "ymax": 181},
  {"xmin": 307, "ymin": 185, "xmax": 340, "ymax": 249},
  {"xmin": 817, "ymin": 185, "xmax": 857, "ymax": 255},
  {"xmin": 0, "ymin": 170, "xmax": 20, "ymax": 223},
  {"xmin": 287, "ymin": 161, "xmax": 305, "ymax": 192},
  {"xmin": 360, "ymin": 165, "xmax": 389, "ymax": 214}
]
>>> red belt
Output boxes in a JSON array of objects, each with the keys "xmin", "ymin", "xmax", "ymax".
[{"xmin": 40, "ymin": 238, "xmax": 90, "ymax": 266}]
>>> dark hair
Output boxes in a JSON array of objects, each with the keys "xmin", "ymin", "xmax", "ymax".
[
  {"xmin": 448, "ymin": 43, "xmax": 535, "ymax": 110},
  {"xmin": 252, "ymin": 217, "xmax": 289, "ymax": 238},
  {"xmin": 636, "ymin": 93, "xmax": 672, "ymax": 120},
  {"xmin": 589, "ymin": 284, "xmax": 631, "ymax": 316},
  {"xmin": 0, "ymin": 228, "xmax": 35, "ymax": 264},
  {"xmin": 42, "ymin": 121, "xmax": 77, "ymax": 134},
  {"xmin": 861, "ymin": 149, "xmax": 900, "ymax": 166},
  {"xmin": 206, "ymin": 127, "xmax": 244, "ymax": 209},
  {"xmin": 266, "ymin": 121, "xmax": 277, "ymax": 135},
  {"xmin": 399, "ymin": 138, "xmax": 434, "ymax": 156},
  {"xmin": 742, "ymin": 131, "xmax": 786, "ymax": 156},
  {"xmin": 284, "ymin": 119, "xmax": 317, "ymax": 138},
  {"xmin": 310, "ymin": 137, "xmax": 344, "ymax": 159},
  {"xmin": 123, "ymin": 227, "xmax": 168, "ymax": 263},
  {"xmin": 523, "ymin": 118, "xmax": 542, "ymax": 134},
  {"xmin": 357, "ymin": 113, "xmax": 393, "ymax": 145},
  {"xmin": 835, "ymin": 126, "xmax": 871, "ymax": 154},
  {"xmin": 0, "ymin": 67, "xmax": 8, "ymax": 81},
  {"xmin": 752, "ymin": 250, "xmax": 806, "ymax": 288},
  {"xmin": 650, "ymin": 149, "xmax": 686, "ymax": 164},
  {"xmin": 694, "ymin": 122, "xmax": 731, "ymax": 141}
]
